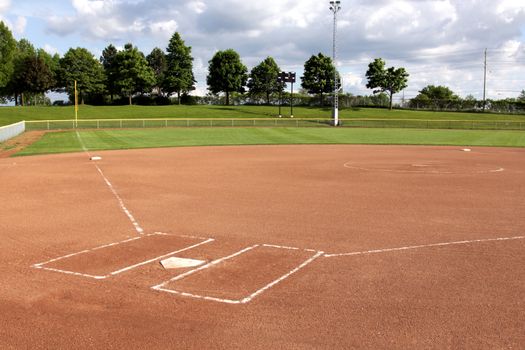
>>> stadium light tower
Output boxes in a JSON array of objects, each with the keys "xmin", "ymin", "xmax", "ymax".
[{"xmin": 329, "ymin": 1, "xmax": 341, "ymax": 126}]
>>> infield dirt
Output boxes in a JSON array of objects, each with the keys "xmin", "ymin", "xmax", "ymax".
[{"xmin": 0, "ymin": 145, "xmax": 524, "ymax": 349}]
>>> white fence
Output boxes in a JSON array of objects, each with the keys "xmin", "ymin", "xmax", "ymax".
[
  {"xmin": 0, "ymin": 121, "xmax": 25, "ymax": 143},
  {"xmin": 23, "ymin": 118, "xmax": 525, "ymax": 131}
]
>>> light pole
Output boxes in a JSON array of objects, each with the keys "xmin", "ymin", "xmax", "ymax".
[{"xmin": 329, "ymin": 1, "xmax": 341, "ymax": 126}]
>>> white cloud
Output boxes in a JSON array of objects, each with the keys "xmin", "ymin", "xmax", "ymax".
[
  {"xmin": 5, "ymin": 0, "xmax": 521, "ymax": 98},
  {"xmin": 0, "ymin": 0, "xmax": 10, "ymax": 14},
  {"xmin": 13, "ymin": 16, "xmax": 26, "ymax": 35},
  {"xmin": 150, "ymin": 20, "xmax": 178, "ymax": 36},
  {"xmin": 187, "ymin": 1, "xmax": 206, "ymax": 14},
  {"xmin": 43, "ymin": 44, "xmax": 59, "ymax": 55},
  {"xmin": 71, "ymin": 0, "xmax": 106, "ymax": 15},
  {"xmin": 496, "ymin": 0, "xmax": 525, "ymax": 19}
]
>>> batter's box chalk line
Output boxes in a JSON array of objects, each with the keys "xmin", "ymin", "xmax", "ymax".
[
  {"xmin": 31, "ymin": 232, "xmax": 214, "ymax": 280},
  {"xmin": 152, "ymin": 244, "xmax": 324, "ymax": 304}
]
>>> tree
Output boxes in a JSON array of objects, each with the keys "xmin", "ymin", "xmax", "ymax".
[
  {"xmin": 414, "ymin": 85, "xmax": 458, "ymax": 110},
  {"xmin": 417, "ymin": 85, "xmax": 458, "ymax": 101},
  {"xmin": 15, "ymin": 56, "xmax": 55, "ymax": 105},
  {"xmin": 37, "ymin": 49, "xmax": 60, "ymax": 91},
  {"xmin": 518, "ymin": 90, "xmax": 525, "ymax": 103},
  {"xmin": 0, "ymin": 22, "xmax": 16, "ymax": 90},
  {"xmin": 365, "ymin": 58, "xmax": 409, "ymax": 110},
  {"xmin": 247, "ymin": 57, "xmax": 282, "ymax": 105},
  {"xmin": 301, "ymin": 53, "xmax": 338, "ymax": 106},
  {"xmin": 163, "ymin": 33, "xmax": 195, "ymax": 104},
  {"xmin": 8, "ymin": 39, "xmax": 37, "ymax": 105},
  {"xmin": 100, "ymin": 44, "xmax": 119, "ymax": 102},
  {"xmin": 147, "ymin": 47, "xmax": 167, "ymax": 96},
  {"xmin": 207, "ymin": 49, "xmax": 247, "ymax": 105},
  {"xmin": 114, "ymin": 43, "xmax": 155, "ymax": 105},
  {"xmin": 60, "ymin": 47, "xmax": 105, "ymax": 104}
]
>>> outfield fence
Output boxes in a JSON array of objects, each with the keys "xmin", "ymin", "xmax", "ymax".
[
  {"xmin": 23, "ymin": 118, "xmax": 525, "ymax": 131},
  {"xmin": 0, "ymin": 121, "xmax": 26, "ymax": 143}
]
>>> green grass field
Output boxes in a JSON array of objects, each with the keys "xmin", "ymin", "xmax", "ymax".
[
  {"xmin": 2, "ymin": 105, "xmax": 525, "ymax": 127},
  {"xmin": 15, "ymin": 127, "xmax": 525, "ymax": 156}
]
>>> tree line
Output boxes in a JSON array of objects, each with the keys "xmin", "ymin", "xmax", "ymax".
[
  {"xmin": 0, "ymin": 21, "xmax": 344, "ymax": 107},
  {"xmin": 1, "ymin": 20, "xmax": 523, "ymax": 113}
]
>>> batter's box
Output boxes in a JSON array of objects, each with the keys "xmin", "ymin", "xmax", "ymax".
[
  {"xmin": 32, "ymin": 233, "xmax": 214, "ymax": 279},
  {"xmin": 152, "ymin": 244, "xmax": 324, "ymax": 304}
]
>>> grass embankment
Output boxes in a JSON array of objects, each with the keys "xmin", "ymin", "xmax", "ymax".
[
  {"xmin": 15, "ymin": 127, "xmax": 525, "ymax": 156},
  {"xmin": 1, "ymin": 105, "xmax": 525, "ymax": 126}
]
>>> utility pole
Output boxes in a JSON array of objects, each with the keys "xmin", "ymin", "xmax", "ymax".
[
  {"xmin": 483, "ymin": 48, "xmax": 487, "ymax": 112},
  {"xmin": 329, "ymin": 1, "xmax": 341, "ymax": 126}
]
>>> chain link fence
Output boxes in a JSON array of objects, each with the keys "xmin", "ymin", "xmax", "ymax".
[{"xmin": 22, "ymin": 118, "xmax": 525, "ymax": 131}]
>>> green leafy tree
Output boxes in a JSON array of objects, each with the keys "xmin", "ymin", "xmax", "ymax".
[
  {"xmin": 8, "ymin": 39, "xmax": 37, "ymax": 105},
  {"xmin": 115, "ymin": 43, "xmax": 155, "ymax": 105},
  {"xmin": 518, "ymin": 90, "xmax": 525, "ymax": 102},
  {"xmin": 207, "ymin": 49, "xmax": 247, "ymax": 106},
  {"xmin": 417, "ymin": 85, "xmax": 458, "ymax": 101},
  {"xmin": 37, "ymin": 49, "xmax": 61, "ymax": 91},
  {"xmin": 163, "ymin": 33, "xmax": 195, "ymax": 104},
  {"xmin": 301, "ymin": 53, "xmax": 338, "ymax": 106},
  {"xmin": 17, "ymin": 55, "xmax": 55, "ymax": 105},
  {"xmin": 100, "ymin": 44, "xmax": 119, "ymax": 102},
  {"xmin": 147, "ymin": 47, "xmax": 167, "ymax": 96},
  {"xmin": 365, "ymin": 58, "xmax": 409, "ymax": 110},
  {"xmin": 60, "ymin": 47, "xmax": 105, "ymax": 104},
  {"xmin": 247, "ymin": 57, "xmax": 282, "ymax": 105},
  {"xmin": 0, "ymin": 21, "xmax": 16, "ymax": 91},
  {"xmin": 413, "ymin": 85, "xmax": 458, "ymax": 109}
]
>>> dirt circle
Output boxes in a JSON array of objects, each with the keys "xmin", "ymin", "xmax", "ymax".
[{"xmin": 344, "ymin": 160, "xmax": 505, "ymax": 174}]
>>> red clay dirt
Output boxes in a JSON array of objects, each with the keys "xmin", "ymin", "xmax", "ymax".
[
  {"xmin": 0, "ymin": 145, "xmax": 524, "ymax": 349},
  {"xmin": 0, "ymin": 131, "xmax": 46, "ymax": 158}
]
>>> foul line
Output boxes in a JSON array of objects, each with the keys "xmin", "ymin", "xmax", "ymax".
[
  {"xmin": 75, "ymin": 130, "xmax": 144, "ymax": 235},
  {"xmin": 152, "ymin": 244, "xmax": 324, "ymax": 304},
  {"xmin": 324, "ymin": 235, "xmax": 525, "ymax": 258},
  {"xmin": 32, "ymin": 232, "xmax": 214, "ymax": 280}
]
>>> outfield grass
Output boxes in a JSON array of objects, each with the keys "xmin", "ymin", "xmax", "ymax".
[
  {"xmin": 1, "ymin": 105, "xmax": 525, "ymax": 127},
  {"xmin": 15, "ymin": 127, "xmax": 525, "ymax": 156}
]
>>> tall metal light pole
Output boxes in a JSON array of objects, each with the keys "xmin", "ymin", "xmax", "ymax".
[{"xmin": 329, "ymin": 1, "xmax": 341, "ymax": 126}]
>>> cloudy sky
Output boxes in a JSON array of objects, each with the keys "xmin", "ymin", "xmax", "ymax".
[{"xmin": 1, "ymin": 0, "xmax": 524, "ymax": 100}]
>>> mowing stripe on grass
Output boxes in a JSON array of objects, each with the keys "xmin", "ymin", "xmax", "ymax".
[{"xmin": 14, "ymin": 127, "xmax": 525, "ymax": 156}]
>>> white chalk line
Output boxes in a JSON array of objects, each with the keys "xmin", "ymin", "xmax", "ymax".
[
  {"xmin": 75, "ymin": 130, "xmax": 144, "ymax": 235},
  {"xmin": 152, "ymin": 244, "xmax": 324, "ymax": 304},
  {"xmin": 94, "ymin": 166, "xmax": 144, "ymax": 234},
  {"xmin": 324, "ymin": 235, "xmax": 525, "ymax": 258},
  {"xmin": 154, "ymin": 232, "xmax": 210, "ymax": 241},
  {"xmin": 343, "ymin": 161, "xmax": 505, "ymax": 175},
  {"xmin": 32, "ymin": 233, "xmax": 214, "ymax": 280}
]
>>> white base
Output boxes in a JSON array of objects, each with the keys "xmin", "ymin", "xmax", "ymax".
[
  {"xmin": 90, "ymin": 156, "xmax": 102, "ymax": 161},
  {"xmin": 160, "ymin": 257, "xmax": 206, "ymax": 269}
]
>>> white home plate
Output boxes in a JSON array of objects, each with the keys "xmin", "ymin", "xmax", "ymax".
[{"xmin": 160, "ymin": 257, "xmax": 205, "ymax": 269}]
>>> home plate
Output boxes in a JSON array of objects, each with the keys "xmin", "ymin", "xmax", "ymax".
[{"xmin": 160, "ymin": 257, "xmax": 206, "ymax": 269}]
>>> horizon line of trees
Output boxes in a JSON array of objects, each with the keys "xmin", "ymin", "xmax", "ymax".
[{"xmin": 1, "ymin": 21, "xmax": 524, "ymax": 113}]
